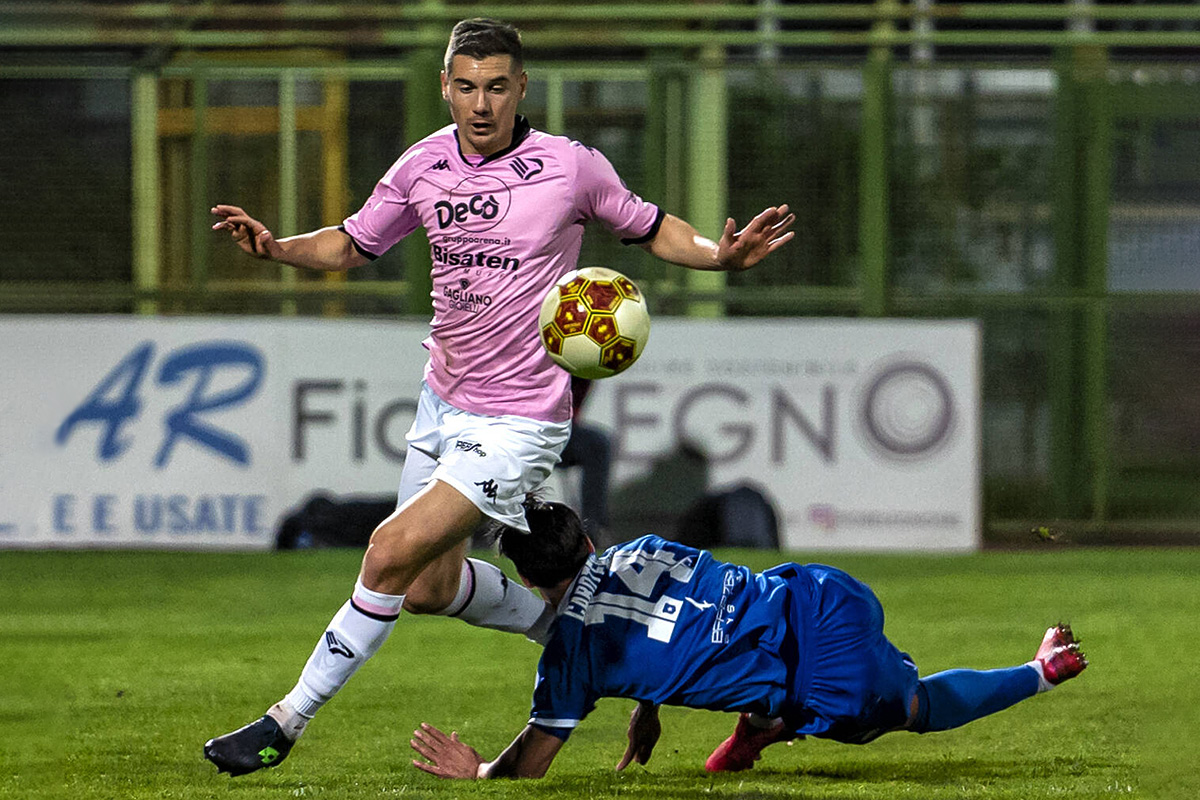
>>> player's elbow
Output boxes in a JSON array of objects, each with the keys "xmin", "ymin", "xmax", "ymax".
[{"xmin": 324, "ymin": 227, "xmax": 370, "ymax": 271}]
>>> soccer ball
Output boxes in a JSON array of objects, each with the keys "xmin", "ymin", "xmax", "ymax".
[{"xmin": 538, "ymin": 267, "xmax": 650, "ymax": 380}]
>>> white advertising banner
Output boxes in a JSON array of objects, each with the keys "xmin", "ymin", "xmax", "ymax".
[
  {"xmin": 0, "ymin": 316, "xmax": 979, "ymax": 551},
  {"xmin": 580, "ymin": 319, "xmax": 981, "ymax": 552},
  {"xmin": 0, "ymin": 317, "xmax": 428, "ymax": 550}
]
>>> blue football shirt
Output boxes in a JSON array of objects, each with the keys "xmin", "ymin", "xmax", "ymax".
[{"xmin": 529, "ymin": 535, "xmax": 814, "ymax": 738}]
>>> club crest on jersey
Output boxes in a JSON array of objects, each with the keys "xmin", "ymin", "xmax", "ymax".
[
  {"xmin": 434, "ymin": 175, "xmax": 512, "ymax": 233},
  {"xmin": 511, "ymin": 156, "xmax": 544, "ymax": 180}
]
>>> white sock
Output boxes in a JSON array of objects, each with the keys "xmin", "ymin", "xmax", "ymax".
[
  {"xmin": 266, "ymin": 699, "xmax": 309, "ymax": 742},
  {"xmin": 1026, "ymin": 660, "xmax": 1054, "ymax": 693},
  {"xmin": 282, "ymin": 579, "xmax": 405, "ymax": 722},
  {"xmin": 436, "ymin": 558, "xmax": 556, "ymax": 643}
]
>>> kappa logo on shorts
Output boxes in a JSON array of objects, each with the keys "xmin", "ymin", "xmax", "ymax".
[
  {"xmin": 455, "ymin": 440, "xmax": 487, "ymax": 458},
  {"xmin": 474, "ymin": 479, "xmax": 499, "ymax": 501}
]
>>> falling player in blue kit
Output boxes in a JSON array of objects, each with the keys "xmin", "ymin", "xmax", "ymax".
[{"xmin": 409, "ymin": 498, "xmax": 1088, "ymax": 780}]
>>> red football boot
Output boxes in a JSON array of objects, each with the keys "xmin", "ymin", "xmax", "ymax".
[
  {"xmin": 704, "ymin": 714, "xmax": 793, "ymax": 773},
  {"xmin": 1035, "ymin": 624, "xmax": 1089, "ymax": 685}
]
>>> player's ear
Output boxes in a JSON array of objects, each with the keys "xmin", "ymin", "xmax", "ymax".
[
  {"xmin": 518, "ymin": 574, "xmax": 554, "ymax": 602},
  {"xmin": 518, "ymin": 71, "xmax": 528, "ymax": 100},
  {"xmin": 439, "ymin": 70, "xmax": 449, "ymax": 101}
]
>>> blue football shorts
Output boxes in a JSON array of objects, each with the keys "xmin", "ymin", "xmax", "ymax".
[{"xmin": 776, "ymin": 563, "xmax": 920, "ymax": 744}]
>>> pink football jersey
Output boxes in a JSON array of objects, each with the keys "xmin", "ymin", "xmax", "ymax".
[{"xmin": 342, "ymin": 117, "xmax": 663, "ymax": 422}]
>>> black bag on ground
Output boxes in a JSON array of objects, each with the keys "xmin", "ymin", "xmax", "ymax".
[
  {"xmin": 275, "ymin": 494, "xmax": 395, "ymax": 550},
  {"xmin": 674, "ymin": 484, "xmax": 780, "ymax": 549}
]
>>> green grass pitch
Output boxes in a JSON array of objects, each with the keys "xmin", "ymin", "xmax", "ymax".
[{"xmin": 2, "ymin": 546, "xmax": 1195, "ymax": 799}]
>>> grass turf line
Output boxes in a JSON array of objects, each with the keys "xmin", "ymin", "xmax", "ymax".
[{"xmin": 1, "ymin": 547, "xmax": 1192, "ymax": 799}]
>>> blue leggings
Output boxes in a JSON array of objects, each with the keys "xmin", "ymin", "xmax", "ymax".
[{"xmin": 913, "ymin": 665, "xmax": 1040, "ymax": 733}]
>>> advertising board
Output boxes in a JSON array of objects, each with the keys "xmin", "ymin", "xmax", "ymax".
[{"xmin": 0, "ymin": 316, "xmax": 978, "ymax": 551}]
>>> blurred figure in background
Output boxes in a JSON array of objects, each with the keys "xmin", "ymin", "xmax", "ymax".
[{"xmin": 558, "ymin": 377, "xmax": 613, "ymax": 547}]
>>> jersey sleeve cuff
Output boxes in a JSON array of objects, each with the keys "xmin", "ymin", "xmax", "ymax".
[
  {"xmin": 337, "ymin": 225, "xmax": 381, "ymax": 261},
  {"xmin": 529, "ymin": 719, "xmax": 575, "ymax": 741},
  {"xmin": 621, "ymin": 206, "xmax": 665, "ymax": 246}
]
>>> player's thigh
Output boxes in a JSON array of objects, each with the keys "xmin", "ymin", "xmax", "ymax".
[
  {"xmin": 362, "ymin": 480, "xmax": 482, "ymax": 592},
  {"xmin": 802, "ymin": 567, "xmax": 918, "ymax": 742},
  {"xmin": 816, "ymin": 638, "xmax": 918, "ymax": 744}
]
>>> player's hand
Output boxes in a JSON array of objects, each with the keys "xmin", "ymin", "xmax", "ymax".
[
  {"xmin": 716, "ymin": 204, "xmax": 795, "ymax": 271},
  {"xmin": 411, "ymin": 722, "xmax": 486, "ymax": 780},
  {"xmin": 211, "ymin": 204, "xmax": 280, "ymax": 260},
  {"xmin": 616, "ymin": 701, "xmax": 661, "ymax": 770}
]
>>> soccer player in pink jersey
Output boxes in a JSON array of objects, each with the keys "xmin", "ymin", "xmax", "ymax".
[{"xmin": 204, "ymin": 18, "xmax": 795, "ymax": 776}]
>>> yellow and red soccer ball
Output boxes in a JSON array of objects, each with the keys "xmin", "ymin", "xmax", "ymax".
[{"xmin": 538, "ymin": 267, "xmax": 650, "ymax": 379}]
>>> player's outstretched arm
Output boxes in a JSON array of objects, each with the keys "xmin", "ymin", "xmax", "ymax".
[
  {"xmin": 616, "ymin": 701, "xmax": 661, "ymax": 770},
  {"xmin": 211, "ymin": 204, "xmax": 369, "ymax": 272},
  {"xmin": 642, "ymin": 205, "xmax": 794, "ymax": 272},
  {"xmin": 411, "ymin": 722, "xmax": 564, "ymax": 780}
]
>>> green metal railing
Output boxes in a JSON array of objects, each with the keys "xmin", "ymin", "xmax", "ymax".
[
  {"xmin": 3, "ymin": 3, "xmax": 1200, "ymax": 49},
  {"xmin": 3, "ymin": 2, "xmax": 1200, "ymax": 541},
  {"xmin": 2, "ymin": 58, "xmax": 735, "ymax": 316}
]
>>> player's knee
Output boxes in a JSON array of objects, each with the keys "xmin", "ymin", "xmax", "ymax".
[
  {"xmin": 360, "ymin": 518, "xmax": 429, "ymax": 593},
  {"xmin": 907, "ymin": 683, "xmax": 932, "ymax": 733},
  {"xmin": 360, "ymin": 516, "xmax": 468, "ymax": 606}
]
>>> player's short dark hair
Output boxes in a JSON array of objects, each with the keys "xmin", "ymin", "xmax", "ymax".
[
  {"xmin": 444, "ymin": 18, "xmax": 524, "ymax": 74},
  {"xmin": 496, "ymin": 496, "xmax": 591, "ymax": 588}
]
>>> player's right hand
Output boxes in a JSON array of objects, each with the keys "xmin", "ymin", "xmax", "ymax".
[
  {"xmin": 211, "ymin": 204, "xmax": 278, "ymax": 260},
  {"xmin": 410, "ymin": 723, "xmax": 485, "ymax": 780}
]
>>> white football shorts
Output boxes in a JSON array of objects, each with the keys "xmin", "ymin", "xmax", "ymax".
[{"xmin": 400, "ymin": 383, "xmax": 571, "ymax": 532}]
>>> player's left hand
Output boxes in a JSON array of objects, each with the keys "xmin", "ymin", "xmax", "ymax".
[
  {"xmin": 716, "ymin": 204, "xmax": 795, "ymax": 271},
  {"xmin": 616, "ymin": 701, "xmax": 661, "ymax": 770},
  {"xmin": 411, "ymin": 723, "xmax": 484, "ymax": 780}
]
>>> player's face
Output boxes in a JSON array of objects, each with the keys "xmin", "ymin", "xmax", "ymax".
[{"xmin": 441, "ymin": 54, "xmax": 527, "ymax": 156}]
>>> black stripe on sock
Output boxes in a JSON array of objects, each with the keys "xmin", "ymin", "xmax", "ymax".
[
  {"xmin": 350, "ymin": 598, "xmax": 400, "ymax": 622},
  {"xmin": 448, "ymin": 560, "xmax": 478, "ymax": 618}
]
